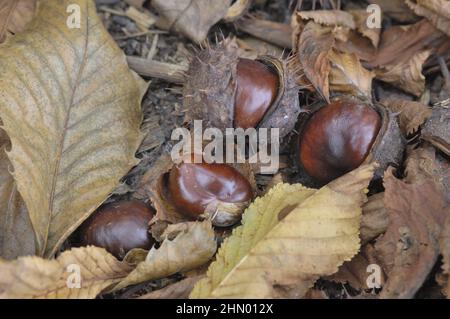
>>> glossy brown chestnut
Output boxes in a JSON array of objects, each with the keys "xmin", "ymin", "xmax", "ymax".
[
  {"xmin": 166, "ymin": 160, "xmax": 253, "ymax": 221},
  {"xmin": 77, "ymin": 201, "xmax": 155, "ymax": 259},
  {"xmin": 298, "ymin": 99, "xmax": 382, "ymax": 184},
  {"xmin": 234, "ymin": 58, "xmax": 279, "ymax": 129}
]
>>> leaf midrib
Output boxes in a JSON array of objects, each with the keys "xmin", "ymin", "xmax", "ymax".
[{"xmin": 42, "ymin": 2, "xmax": 91, "ymax": 257}]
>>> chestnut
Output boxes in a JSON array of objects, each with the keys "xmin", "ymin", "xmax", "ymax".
[
  {"xmin": 166, "ymin": 159, "xmax": 253, "ymax": 227},
  {"xmin": 234, "ymin": 58, "xmax": 279, "ymax": 129},
  {"xmin": 184, "ymin": 38, "xmax": 301, "ymax": 138},
  {"xmin": 297, "ymin": 96, "xmax": 404, "ymax": 186},
  {"xmin": 77, "ymin": 201, "xmax": 155, "ymax": 259}
]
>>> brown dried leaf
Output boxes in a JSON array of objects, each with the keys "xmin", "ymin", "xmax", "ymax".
[
  {"xmin": 381, "ymin": 99, "xmax": 432, "ymax": 135},
  {"xmin": 376, "ymin": 50, "xmax": 432, "ymax": 97},
  {"xmin": 112, "ymin": 221, "xmax": 216, "ymax": 291},
  {"xmin": 368, "ymin": 0, "xmax": 417, "ymax": 22},
  {"xmin": 0, "ymin": 146, "xmax": 35, "ymax": 259},
  {"xmin": 421, "ymin": 105, "xmax": 450, "ymax": 156},
  {"xmin": 368, "ymin": 19, "xmax": 444, "ymax": 68},
  {"xmin": 0, "ymin": 0, "xmax": 36, "ymax": 43},
  {"xmin": 297, "ymin": 10, "xmax": 356, "ymax": 29},
  {"xmin": 375, "ymin": 148, "xmax": 449, "ymax": 298},
  {"xmin": 224, "ymin": 0, "xmax": 252, "ymax": 22},
  {"xmin": 297, "ymin": 21, "xmax": 335, "ymax": 102},
  {"xmin": 329, "ymin": 244, "xmax": 385, "ymax": 291},
  {"xmin": 0, "ymin": 246, "xmax": 133, "ymax": 298},
  {"xmin": 329, "ymin": 50, "xmax": 375, "ymax": 98},
  {"xmin": 152, "ymin": 0, "xmax": 232, "ymax": 43},
  {"xmin": 440, "ymin": 212, "xmax": 450, "ymax": 298},
  {"xmin": 0, "ymin": 0, "xmax": 145, "ymax": 257},
  {"xmin": 138, "ymin": 275, "xmax": 203, "ymax": 299},
  {"xmin": 349, "ymin": 10, "xmax": 381, "ymax": 47},
  {"xmin": 361, "ymin": 193, "xmax": 389, "ymax": 245},
  {"xmin": 405, "ymin": 0, "xmax": 450, "ymax": 36}
]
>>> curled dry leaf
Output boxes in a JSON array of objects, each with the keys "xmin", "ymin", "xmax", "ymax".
[
  {"xmin": 328, "ymin": 50, "xmax": 374, "ymax": 99},
  {"xmin": 296, "ymin": 21, "xmax": 335, "ymax": 101},
  {"xmin": 329, "ymin": 244, "xmax": 385, "ymax": 291},
  {"xmin": 112, "ymin": 221, "xmax": 216, "ymax": 291},
  {"xmin": 405, "ymin": 0, "xmax": 450, "ymax": 37},
  {"xmin": 349, "ymin": 10, "xmax": 381, "ymax": 48},
  {"xmin": 0, "ymin": 0, "xmax": 36, "ymax": 43},
  {"xmin": 138, "ymin": 275, "xmax": 204, "ymax": 299},
  {"xmin": 224, "ymin": 0, "xmax": 252, "ymax": 22},
  {"xmin": 381, "ymin": 99, "xmax": 432, "ymax": 135},
  {"xmin": 0, "ymin": 246, "xmax": 133, "ymax": 299},
  {"xmin": 421, "ymin": 106, "xmax": 450, "ymax": 156},
  {"xmin": 152, "ymin": 0, "xmax": 232, "ymax": 43},
  {"xmin": 361, "ymin": 193, "xmax": 389, "ymax": 245},
  {"xmin": 0, "ymin": 0, "xmax": 145, "ymax": 258},
  {"xmin": 375, "ymin": 50, "xmax": 432, "ymax": 97},
  {"xmin": 297, "ymin": 10, "xmax": 356, "ymax": 29},
  {"xmin": 0, "ymin": 146, "xmax": 35, "ymax": 259},
  {"xmin": 191, "ymin": 164, "xmax": 375, "ymax": 299},
  {"xmin": 375, "ymin": 147, "xmax": 449, "ymax": 298}
]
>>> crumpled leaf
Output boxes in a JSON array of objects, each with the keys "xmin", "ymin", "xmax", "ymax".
[
  {"xmin": 112, "ymin": 221, "xmax": 216, "ymax": 291},
  {"xmin": 421, "ymin": 105, "xmax": 450, "ymax": 156},
  {"xmin": 349, "ymin": 10, "xmax": 382, "ymax": 47},
  {"xmin": 297, "ymin": 10, "xmax": 356, "ymax": 29},
  {"xmin": 191, "ymin": 164, "xmax": 375, "ymax": 299},
  {"xmin": 329, "ymin": 50, "xmax": 375, "ymax": 99},
  {"xmin": 0, "ymin": 0, "xmax": 145, "ymax": 258},
  {"xmin": 361, "ymin": 193, "xmax": 389, "ymax": 245},
  {"xmin": 0, "ymin": 146, "xmax": 35, "ymax": 259},
  {"xmin": 152, "ymin": 0, "xmax": 232, "ymax": 43},
  {"xmin": 405, "ymin": 0, "xmax": 450, "ymax": 36},
  {"xmin": 296, "ymin": 21, "xmax": 335, "ymax": 102},
  {"xmin": 138, "ymin": 275, "xmax": 204, "ymax": 299},
  {"xmin": 329, "ymin": 244, "xmax": 385, "ymax": 291},
  {"xmin": 381, "ymin": 99, "xmax": 432, "ymax": 135},
  {"xmin": 0, "ymin": 0, "xmax": 36, "ymax": 43},
  {"xmin": 375, "ymin": 147, "xmax": 449, "ymax": 298},
  {"xmin": 0, "ymin": 246, "xmax": 133, "ymax": 299},
  {"xmin": 375, "ymin": 50, "xmax": 432, "ymax": 96}
]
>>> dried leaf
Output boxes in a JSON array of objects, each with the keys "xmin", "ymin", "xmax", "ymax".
[
  {"xmin": 112, "ymin": 221, "xmax": 216, "ymax": 291},
  {"xmin": 381, "ymin": 99, "xmax": 432, "ymax": 135},
  {"xmin": 297, "ymin": 21, "xmax": 335, "ymax": 102},
  {"xmin": 0, "ymin": 0, "xmax": 36, "ymax": 43},
  {"xmin": 405, "ymin": 0, "xmax": 450, "ymax": 36},
  {"xmin": 0, "ymin": 0, "xmax": 145, "ymax": 258},
  {"xmin": 349, "ymin": 10, "xmax": 381, "ymax": 47},
  {"xmin": 440, "ymin": 213, "xmax": 450, "ymax": 298},
  {"xmin": 0, "ymin": 246, "xmax": 133, "ymax": 298},
  {"xmin": 152, "ymin": 0, "xmax": 232, "ymax": 43},
  {"xmin": 138, "ymin": 275, "xmax": 203, "ymax": 299},
  {"xmin": 191, "ymin": 165, "xmax": 375, "ymax": 298},
  {"xmin": 368, "ymin": 0, "xmax": 417, "ymax": 23},
  {"xmin": 421, "ymin": 105, "xmax": 450, "ymax": 156},
  {"xmin": 329, "ymin": 50, "xmax": 375, "ymax": 98},
  {"xmin": 0, "ymin": 146, "xmax": 35, "ymax": 259},
  {"xmin": 224, "ymin": 0, "xmax": 252, "ymax": 22},
  {"xmin": 375, "ymin": 148, "xmax": 449, "ymax": 298},
  {"xmin": 361, "ymin": 193, "xmax": 389, "ymax": 245},
  {"xmin": 297, "ymin": 10, "xmax": 356, "ymax": 29},
  {"xmin": 376, "ymin": 50, "xmax": 432, "ymax": 97}
]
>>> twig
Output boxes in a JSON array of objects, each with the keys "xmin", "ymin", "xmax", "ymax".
[
  {"xmin": 114, "ymin": 30, "xmax": 167, "ymax": 40},
  {"xmin": 235, "ymin": 17, "xmax": 293, "ymax": 49},
  {"xmin": 127, "ymin": 56, "xmax": 187, "ymax": 84}
]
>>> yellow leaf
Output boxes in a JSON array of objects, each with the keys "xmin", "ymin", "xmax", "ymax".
[
  {"xmin": 191, "ymin": 164, "xmax": 375, "ymax": 298},
  {"xmin": 113, "ymin": 220, "xmax": 216, "ymax": 291},
  {"xmin": 0, "ymin": 246, "xmax": 133, "ymax": 299},
  {"xmin": 0, "ymin": 0, "xmax": 36, "ymax": 43},
  {"xmin": 0, "ymin": 0, "xmax": 146, "ymax": 257}
]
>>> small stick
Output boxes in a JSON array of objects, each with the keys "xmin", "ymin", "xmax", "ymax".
[
  {"xmin": 235, "ymin": 17, "xmax": 293, "ymax": 49},
  {"xmin": 127, "ymin": 56, "xmax": 187, "ymax": 84}
]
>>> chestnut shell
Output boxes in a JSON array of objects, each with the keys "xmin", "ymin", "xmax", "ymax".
[
  {"xmin": 296, "ymin": 96, "xmax": 405, "ymax": 187},
  {"xmin": 77, "ymin": 201, "xmax": 155, "ymax": 259}
]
